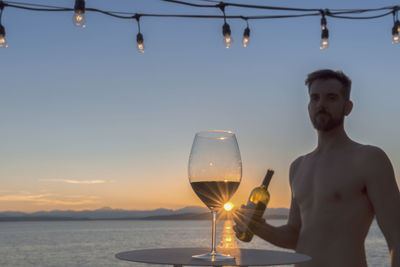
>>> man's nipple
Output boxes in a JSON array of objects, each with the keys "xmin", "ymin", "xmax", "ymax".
[{"xmin": 333, "ymin": 192, "xmax": 342, "ymax": 201}]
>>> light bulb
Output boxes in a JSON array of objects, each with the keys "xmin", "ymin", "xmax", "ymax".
[
  {"xmin": 242, "ymin": 27, "xmax": 250, "ymax": 48},
  {"xmin": 393, "ymin": 22, "xmax": 400, "ymax": 44},
  {"xmin": 393, "ymin": 34, "xmax": 399, "ymax": 44},
  {"xmin": 0, "ymin": 25, "xmax": 7, "ymax": 48},
  {"xmin": 320, "ymin": 16, "xmax": 327, "ymax": 31},
  {"xmin": 73, "ymin": 0, "xmax": 86, "ymax": 28},
  {"xmin": 320, "ymin": 28, "xmax": 329, "ymax": 50},
  {"xmin": 73, "ymin": 11, "xmax": 86, "ymax": 28},
  {"xmin": 137, "ymin": 33, "xmax": 144, "ymax": 53},
  {"xmin": 319, "ymin": 15, "xmax": 329, "ymax": 50},
  {"xmin": 320, "ymin": 38, "xmax": 329, "ymax": 50},
  {"xmin": 242, "ymin": 36, "xmax": 249, "ymax": 48},
  {"xmin": 0, "ymin": 35, "xmax": 8, "ymax": 48},
  {"xmin": 222, "ymin": 22, "xmax": 232, "ymax": 49},
  {"xmin": 137, "ymin": 43, "xmax": 144, "ymax": 53},
  {"xmin": 224, "ymin": 35, "xmax": 232, "ymax": 49}
]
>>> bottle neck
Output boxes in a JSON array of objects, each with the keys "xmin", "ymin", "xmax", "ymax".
[{"xmin": 261, "ymin": 169, "xmax": 274, "ymax": 188}]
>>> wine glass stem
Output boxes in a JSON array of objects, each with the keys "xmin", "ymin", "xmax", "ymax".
[{"xmin": 211, "ymin": 210, "xmax": 217, "ymax": 255}]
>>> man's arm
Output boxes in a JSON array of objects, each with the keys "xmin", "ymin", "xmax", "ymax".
[
  {"xmin": 235, "ymin": 158, "xmax": 302, "ymax": 250},
  {"xmin": 252, "ymin": 189, "xmax": 301, "ymax": 249},
  {"xmin": 365, "ymin": 146, "xmax": 400, "ymax": 267}
]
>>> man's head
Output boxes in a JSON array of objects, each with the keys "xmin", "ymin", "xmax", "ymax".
[{"xmin": 305, "ymin": 69, "xmax": 353, "ymax": 132}]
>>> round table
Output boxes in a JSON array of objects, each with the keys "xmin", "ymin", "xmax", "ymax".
[{"xmin": 116, "ymin": 247, "xmax": 311, "ymax": 266}]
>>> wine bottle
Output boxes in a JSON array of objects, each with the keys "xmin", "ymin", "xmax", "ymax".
[{"xmin": 235, "ymin": 169, "xmax": 274, "ymax": 242}]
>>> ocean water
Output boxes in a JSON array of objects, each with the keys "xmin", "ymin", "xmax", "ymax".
[{"xmin": 0, "ymin": 219, "xmax": 389, "ymax": 266}]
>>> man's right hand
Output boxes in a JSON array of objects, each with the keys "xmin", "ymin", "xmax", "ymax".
[{"xmin": 232, "ymin": 204, "xmax": 266, "ymax": 236}]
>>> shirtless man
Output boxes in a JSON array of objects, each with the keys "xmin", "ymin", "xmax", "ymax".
[{"xmin": 234, "ymin": 69, "xmax": 400, "ymax": 266}]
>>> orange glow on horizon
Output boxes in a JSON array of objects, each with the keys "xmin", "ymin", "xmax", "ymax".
[{"xmin": 0, "ymin": 170, "xmax": 292, "ymax": 212}]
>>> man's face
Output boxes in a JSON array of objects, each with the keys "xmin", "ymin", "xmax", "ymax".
[{"xmin": 308, "ymin": 79, "xmax": 350, "ymax": 132}]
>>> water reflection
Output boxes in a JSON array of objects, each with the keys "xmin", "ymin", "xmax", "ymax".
[
  {"xmin": 218, "ymin": 220, "xmax": 237, "ymax": 249},
  {"xmin": 217, "ymin": 219, "xmax": 241, "ymax": 265}
]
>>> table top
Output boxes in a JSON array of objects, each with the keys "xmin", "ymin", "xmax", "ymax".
[{"xmin": 115, "ymin": 247, "xmax": 311, "ymax": 266}]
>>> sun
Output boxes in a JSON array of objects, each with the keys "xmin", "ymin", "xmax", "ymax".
[{"xmin": 224, "ymin": 202, "xmax": 234, "ymax": 211}]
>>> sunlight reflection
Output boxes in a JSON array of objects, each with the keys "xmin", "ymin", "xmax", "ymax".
[
  {"xmin": 218, "ymin": 220, "xmax": 237, "ymax": 249},
  {"xmin": 218, "ymin": 220, "xmax": 241, "ymax": 266}
]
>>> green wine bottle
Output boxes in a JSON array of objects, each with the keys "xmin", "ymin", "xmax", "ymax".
[{"xmin": 235, "ymin": 169, "xmax": 274, "ymax": 242}]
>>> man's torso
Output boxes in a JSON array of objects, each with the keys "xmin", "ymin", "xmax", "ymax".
[{"xmin": 292, "ymin": 142, "xmax": 375, "ymax": 267}]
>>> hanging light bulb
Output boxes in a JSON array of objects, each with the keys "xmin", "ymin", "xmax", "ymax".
[
  {"xmin": 0, "ymin": 2, "xmax": 6, "ymax": 48},
  {"xmin": 321, "ymin": 16, "xmax": 327, "ymax": 30},
  {"xmin": 392, "ymin": 26, "xmax": 399, "ymax": 44},
  {"xmin": 393, "ymin": 20, "xmax": 400, "ymax": 44},
  {"xmin": 134, "ymin": 15, "xmax": 144, "ymax": 53},
  {"xmin": 242, "ymin": 26, "xmax": 250, "ymax": 48},
  {"xmin": 0, "ymin": 24, "xmax": 7, "ymax": 48},
  {"xmin": 136, "ymin": 33, "xmax": 144, "ymax": 53},
  {"xmin": 222, "ymin": 22, "xmax": 232, "ymax": 49},
  {"xmin": 320, "ymin": 16, "xmax": 329, "ymax": 50},
  {"xmin": 320, "ymin": 29, "xmax": 329, "ymax": 49},
  {"xmin": 73, "ymin": 0, "xmax": 86, "ymax": 28}
]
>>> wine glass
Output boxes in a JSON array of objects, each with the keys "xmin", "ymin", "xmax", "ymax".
[{"xmin": 188, "ymin": 130, "xmax": 242, "ymax": 261}]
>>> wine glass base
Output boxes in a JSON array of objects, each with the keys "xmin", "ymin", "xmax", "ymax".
[{"xmin": 192, "ymin": 252, "xmax": 235, "ymax": 262}]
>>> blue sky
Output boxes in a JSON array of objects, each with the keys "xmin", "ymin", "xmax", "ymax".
[{"xmin": 1, "ymin": 0, "xmax": 399, "ymax": 211}]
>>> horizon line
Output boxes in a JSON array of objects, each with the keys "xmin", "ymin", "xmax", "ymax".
[{"xmin": 0, "ymin": 206, "xmax": 289, "ymax": 214}]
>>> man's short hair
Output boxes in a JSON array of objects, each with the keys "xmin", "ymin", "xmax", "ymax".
[{"xmin": 305, "ymin": 69, "xmax": 352, "ymax": 100}]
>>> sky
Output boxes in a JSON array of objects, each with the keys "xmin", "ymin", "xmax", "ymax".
[{"xmin": 1, "ymin": 0, "xmax": 400, "ymax": 212}]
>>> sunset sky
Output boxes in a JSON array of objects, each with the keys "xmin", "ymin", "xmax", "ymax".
[{"xmin": 1, "ymin": 0, "xmax": 400, "ymax": 212}]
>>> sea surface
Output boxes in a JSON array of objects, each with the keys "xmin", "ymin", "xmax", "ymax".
[{"xmin": 0, "ymin": 219, "xmax": 389, "ymax": 266}]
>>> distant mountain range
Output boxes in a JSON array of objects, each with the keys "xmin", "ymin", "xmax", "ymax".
[{"xmin": 0, "ymin": 206, "xmax": 288, "ymax": 221}]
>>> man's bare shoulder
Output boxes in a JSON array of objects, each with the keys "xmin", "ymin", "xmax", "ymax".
[
  {"xmin": 290, "ymin": 151, "xmax": 314, "ymax": 169},
  {"xmin": 360, "ymin": 144, "xmax": 387, "ymax": 155},
  {"xmin": 290, "ymin": 156, "xmax": 304, "ymax": 171},
  {"xmin": 349, "ymin": 143, "xmax": 394, "ymax": 182},
  {"xmin": 289, "ymin": 155, "xmax": 308, "ymax": 183},
  {"xmin": 352, "ymin": 143, "xmax": 389, "ymax": 162}
]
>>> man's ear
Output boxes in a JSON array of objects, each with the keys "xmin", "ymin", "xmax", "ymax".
[{"xmin": 344, "ymin": 100, "xmax": 353, "ymax": 116}]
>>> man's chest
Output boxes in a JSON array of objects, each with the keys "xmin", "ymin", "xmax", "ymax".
[{"xmin": 292, "ymin": 154, "xmax": 367, "ymax": 208}]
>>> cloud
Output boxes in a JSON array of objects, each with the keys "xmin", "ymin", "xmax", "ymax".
[
  {"xmin": 36, "ymin": 198, "xmax": 98, "ymax": 206},
  {"xmin": 0, "ymin": 192, "xmax": 99, "ymax": 206},
  {"xmin": 40, "ymin": 179, "xmax": 107, "ymax": 184},
  {"xmin": 0, "ymin": 193, "xmax": 52, "ymax": 202}
]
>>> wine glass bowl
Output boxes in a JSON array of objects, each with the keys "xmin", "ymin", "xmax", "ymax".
[{"xmin": 188, "ymin": 130, "xmax": 242, "ymax": 261}]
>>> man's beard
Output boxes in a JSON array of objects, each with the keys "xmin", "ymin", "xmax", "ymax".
[{"xmin": 311, "ymin": 110, "xmax": 344, "ymax": 131}]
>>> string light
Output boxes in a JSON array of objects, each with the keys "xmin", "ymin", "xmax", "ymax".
[
  {"xmin": 73, "ymin": 0, "xmax": 86, "ymax": 28},
  {"xmin": 392, "ymin": 9, "xmax": 399, "ymax": 44},
  {"xmin": 0, "ymin": 24, "xmax": 7, "ymax": 48},
  {"xmin": 242, "ymin": 18, "xmax": 250, "ymax": 48},
  {"xmin": 0, "ymin": 2, "xmax": 7, "ymax": 48},
  {"xmin": 320, "ymin": 11, "xmax": 329, "ymax": 50},
  {"xmin": 0, "ymin": 1, "xmax": 400, "ymax": 51},
  {"xmin": 222, "ymin": 22, "xmax": 232, "ymax": 49},
  {"xmin": 219, "ymin": 3, "xmax": 232, "ymax": 49},
  {"xmin": 136, "ymin": 33, "xmax": 144, "ymax": 53},
  {"xmin": 134, "ymin": 15, "xmax": 144, "ymax": 53},
  {"xmin": 393, "ymin": 23, "xmax": 399, "ymax": 44}
]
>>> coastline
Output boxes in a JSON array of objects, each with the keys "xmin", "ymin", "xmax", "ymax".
[{"xmin": 0, "ymin": 213, "xmax": 288, "ymax": 222}]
